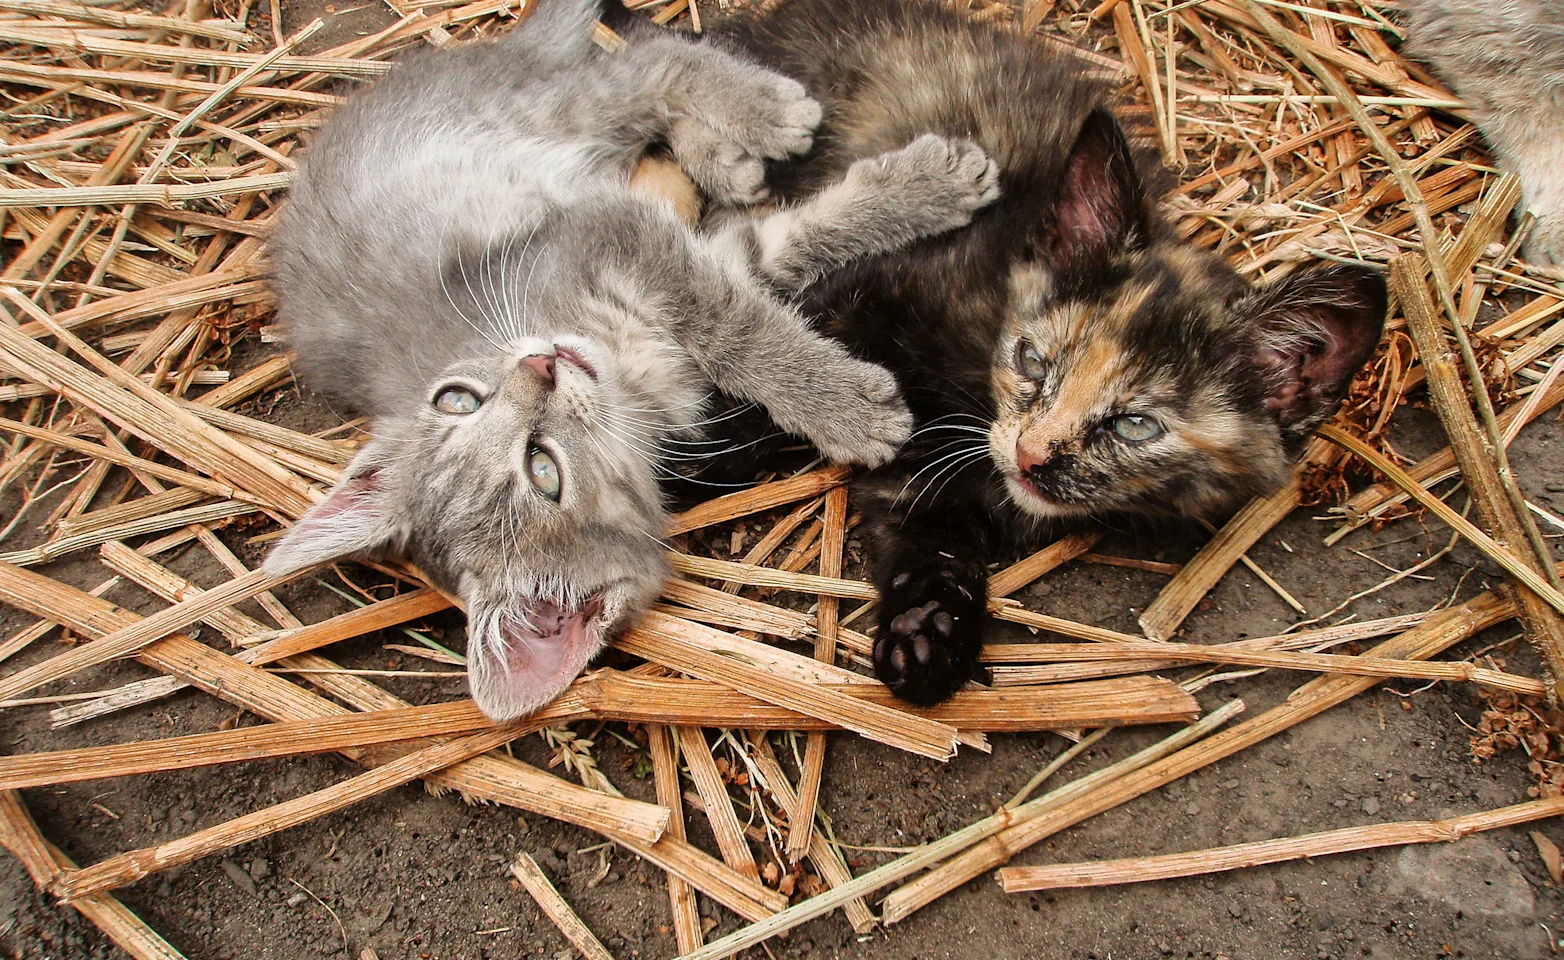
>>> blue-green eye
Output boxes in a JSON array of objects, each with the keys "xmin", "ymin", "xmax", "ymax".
[
  {"xmin": 433, "ymin": 386, "xmax": 479, "ymax": 415},
  {"xmin": 1110, "ymin": 414, "xmax": 1163, "ymax": 442},
  {"xmin": 1016, "ymin": 340, "xmax": 1048, "ymax": 380},
  {"xmin": 527, "ymin": 444, "xmax": 561, "ymax": 501}
]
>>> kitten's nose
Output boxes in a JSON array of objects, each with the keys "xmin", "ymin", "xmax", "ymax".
[
  {"xmin": 521, "ymin": 352, "xmax": 556, "ymax": 388},
  {"xmin": 1015, "ymin": 442, "xmax": 1053, "ymax": 478}
]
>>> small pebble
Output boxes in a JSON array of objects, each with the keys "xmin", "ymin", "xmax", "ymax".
[
  {"xmin": 1361, "ymin": 797, "xmax": 1381, "ymax": 816},
  {"xmin": 1185, "ymin": 803, "xmax": 1201, "ymax": 816},
  {"xmin": 220, "ymin": 858, "xmax": 257, "ymax": 896},
  {"xmin": 1228, "ymin": 904, "xmax": 1244, "ymax": 918},
  {"xmin": 286, "ymin": 892, "xmax": 308, "ymax": 908}
]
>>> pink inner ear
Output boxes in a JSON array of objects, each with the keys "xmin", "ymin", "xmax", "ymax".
[
  {"xmin": 1046, "ymin": 109, "xmax": 1144, "ymax": 264},
  {"xmin": 1250, "ymin": 265, "xmax": 1387, "ymax": 429},
  {"xmin": 262, "ymin": 467, "xmax": 390, "ymax": 576},
  {"xmin": 1256, "ymin": 344, "xmax": 1305, "ymax": 417},
  {"xmin": 317, "ymin": 468, "xmax": 382, "ymax": 516}
]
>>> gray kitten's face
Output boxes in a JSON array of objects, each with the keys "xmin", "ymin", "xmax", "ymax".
[{"xmin": 265, "ymin": 333, "xmax": 670, "ymax": 721}]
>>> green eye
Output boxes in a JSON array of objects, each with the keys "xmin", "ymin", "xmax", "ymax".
[
  {"xmin": 527, "ymin": 444, "xmax": 561, "ymax": 501},
  {"xmin": 433, "ymin": 386, "xmax": 480, "ymax": 415},
  {"xmin": 1110, "ymin": 414, "xmax": 1163, "ymax": 442},
  {"xmin": 1016, "ymin": 341, "xmax": 1048, "ymax": 381}
]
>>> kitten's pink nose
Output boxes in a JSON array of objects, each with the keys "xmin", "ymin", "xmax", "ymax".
[
  {"xmin": 521, "ymin": 352, "xmax": 556, "ymax": 388},
  {"xmin": 1016, "ymin": 442, "xmax": 1052, "ymax": 477}
]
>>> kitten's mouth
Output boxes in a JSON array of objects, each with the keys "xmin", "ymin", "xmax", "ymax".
[
  {"xmin": 554, "ymin": 346, "xmax": 598, "ymax": 382},
  {"xmin": 474, "ymin": 593, "xmax": 607, "ymax": 720},
  {"xmin": 1013, "ymin": 470, "xmax": 1054, "ymax": 502},
  {"xmin": 1009, "ymin": 470, "xmax": 1087, "ymax": 517}
]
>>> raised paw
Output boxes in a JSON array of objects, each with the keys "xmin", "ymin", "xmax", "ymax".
[
  {"xmin": 801, "ymin": 359, "xmax": 913, "ymax": 468},
  {"xmin": 848, "ymin": 133, "xmax": 1001, "ymax": 232},
  {"xmin": 873, "ymin": 567, "xmax": 986, "ymax": 705},
  {"xmin": 698, "ymin": 71, "xmax": 821, "ymax": 162}
]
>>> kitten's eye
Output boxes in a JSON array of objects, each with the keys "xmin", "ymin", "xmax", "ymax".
[
  {"xmin": 527, "ymin": 444, "xmax": 562, "ymax": 501},
  {"xmin": 1015, "ymin": 341, "xmax": 1048, "ymax": 381},
  {"xmin": 433, "ymin": 386, "xmax": 480, "ymax": 415},
  {"xmin": 1110, "ymin": 414, "xmax": 1163, "ymax": 443}
]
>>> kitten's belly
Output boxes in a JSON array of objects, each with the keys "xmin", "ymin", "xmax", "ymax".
[{"xmin": 355, "ymin": 137, "xmax": 618, "ymax": 236}]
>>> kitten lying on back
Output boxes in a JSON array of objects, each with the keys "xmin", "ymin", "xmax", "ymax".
[
  {"xmin": 701, "ymin": 0, "xmax": 1389, "ymax": 704},
  {"xmin": 1401, "ymin": 0, "xmax": 1564, "ymax": 270},
  {"xmin": 265, "ymin": 0, "xmax": 1002, "ymax": 719}
]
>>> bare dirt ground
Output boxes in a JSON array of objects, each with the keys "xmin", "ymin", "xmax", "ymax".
[{"xmin": 5, "ymin": 3, "xmax": 1564, "ymax": 960}]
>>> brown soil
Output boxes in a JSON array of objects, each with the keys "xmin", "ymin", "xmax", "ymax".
[{"xmin": 5, "ymin": 4, "xmax": 1564, "ymax": 960}]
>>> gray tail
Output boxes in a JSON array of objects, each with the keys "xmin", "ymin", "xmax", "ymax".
[{"xmin": 503, "ymin": 0, "xmax": 600, "ymax": 59}]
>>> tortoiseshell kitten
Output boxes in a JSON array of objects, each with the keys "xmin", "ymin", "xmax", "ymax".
[{"xmin": 700, "ymin": 0, "xmax": 1388, "ymax": 705}]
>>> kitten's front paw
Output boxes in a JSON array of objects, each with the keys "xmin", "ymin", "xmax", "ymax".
[
  {"xmin": 710, "ymin": 73, "xmax": 822, "ymax": 161},
  {"xmin": 851, "ymin": 133, "xmax": 1001, "ymax": 232},
  {"xmin": 805, "ymin": 362, "xmax": 913, "ymax": 467},
  {"xmin": 874, "ymin": 568, "xmax": 986, "ymax": 705}
]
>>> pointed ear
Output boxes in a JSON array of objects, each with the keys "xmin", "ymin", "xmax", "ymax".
[
  {"xmin": 262, "ymin": 446, "xmax": 402, "ymax": 576},
  {"xmin": 1037, "ymin": 109, "xmax": 1150, "ymax": 267},
  {"xmin": 1243, "ymin": 263, "xmax": 1389, "ymax": 433}
]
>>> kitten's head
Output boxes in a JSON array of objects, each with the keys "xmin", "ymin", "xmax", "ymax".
[
  {"xmin": 988, "ymin": 110, "xmax": 1387, "ymax": 521},
  {"xmin": 266, "ymin": 271, "xmax": 681, "ymax": 721}
]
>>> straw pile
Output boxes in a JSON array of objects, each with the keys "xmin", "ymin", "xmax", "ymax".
[{"xmin": 1, "ymin": 1, "xmax": 1562, "ymax": 957}]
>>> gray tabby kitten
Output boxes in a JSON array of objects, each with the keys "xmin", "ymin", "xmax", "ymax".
[
  {"xmin": 1402, "ymin": 0, "xmax": 1564, "ymax": 267},
  {"xmin": 264, "ymin": 0, "xmax": 1000, "ymax": 720}
]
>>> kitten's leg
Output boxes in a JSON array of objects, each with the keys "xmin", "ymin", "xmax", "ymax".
[
  {"xmin": 610, "ymin": 36, "xmax": 822, "ymax": 162},
  {"xmin": 1483, "ymin": 105, "xmax": 1564, "ymax": 270},
  {"xmin": 854, "ymin": 464, "xmax": 996, "ymax": 705},
  {"xmin": 746, "ymin": 133, "xmax": 1001, "ymax": 291},
  {"xmin": 668, "ymin": 248, "xmax": 912, "ymax": 467}
]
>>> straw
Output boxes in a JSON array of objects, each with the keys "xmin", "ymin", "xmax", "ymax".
[
  {"xmin": 998, "ymin": 797, "xmax": 1564, "ymax": 892},
  {"xmin": 510, "ymin": 853, "xmax": 617, "ymax": 960}
]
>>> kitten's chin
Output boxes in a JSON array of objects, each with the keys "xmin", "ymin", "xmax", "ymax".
[
  {"xmin": 1004, "ymin": 473, "xmax": 1093, "ymax": 520},
  {"xmin": 468, "ymin": 594, "xmax": 608, "ymax": 722}
]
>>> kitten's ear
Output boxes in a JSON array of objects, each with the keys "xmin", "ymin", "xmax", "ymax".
[
  {"xmin": 1241, "ymin": 263, "xmax": 1389, "ymax": 434},
  {"xmin": 263, "ymin": 445, "xmax": 403, "ymax": 576},
  {"xmin": 1038, "ymin": 109, "xmax": 1150, "ymax": 266}
]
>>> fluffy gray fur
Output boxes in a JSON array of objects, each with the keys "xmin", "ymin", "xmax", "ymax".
[
  {"xmin": 265, "ymin": 0, "xmax": 999, "ymax": 720},
  {"xmin": 1402, "ymin": 0, "xmax": 1564, "ymax": 267}
]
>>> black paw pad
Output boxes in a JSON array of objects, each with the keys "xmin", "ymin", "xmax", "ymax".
[{"xmin": 873, "ymin": 570, "xmax": 985, "ymax": 706}]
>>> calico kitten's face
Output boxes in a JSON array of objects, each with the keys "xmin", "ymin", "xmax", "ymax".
[
  {"xmin": 988, "ymin": 256, "xmax": 1273, "ymax": 519},
  {"xmin": 266, "ymin": 330, "xmax": 674, "ymax": 722},
  {"xmin": 986, "ymin": 111, "xmax": 1386, "ymax": 522}
]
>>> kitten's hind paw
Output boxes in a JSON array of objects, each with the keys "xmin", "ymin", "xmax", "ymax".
[
  {"xmin": 699, "ymin": 73, "xmax": 821, "ymax": 162},
  {"xmin": 873, "ymin": 568, "xmax": 986, "ymax": 706},
  {"xmin": 798, "ymin": 361, "xmax": 913, "ymax": 468}
]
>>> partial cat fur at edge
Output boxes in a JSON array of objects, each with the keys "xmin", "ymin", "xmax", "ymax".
[
  {"xmin": 265, "ymin": 0, "xmax": 1002, "ymax": 720},
  {"xmin": 1402, "ymin": 0, "xmax": 1564, "ymax": 268}
]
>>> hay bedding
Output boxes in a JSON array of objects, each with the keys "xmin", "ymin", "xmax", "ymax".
[{"xmin": 0, "ymin": 0, "xmax": 1563, "ymax": 956}]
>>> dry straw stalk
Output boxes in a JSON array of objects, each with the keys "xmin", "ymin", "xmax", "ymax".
[
  {"xmin": 510, "ymin": 852, "xmax": 617, "ymax": 960},
  {"xmin": 998, "ymin": 797, "xmax": 1564, "ymax": 892}
]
